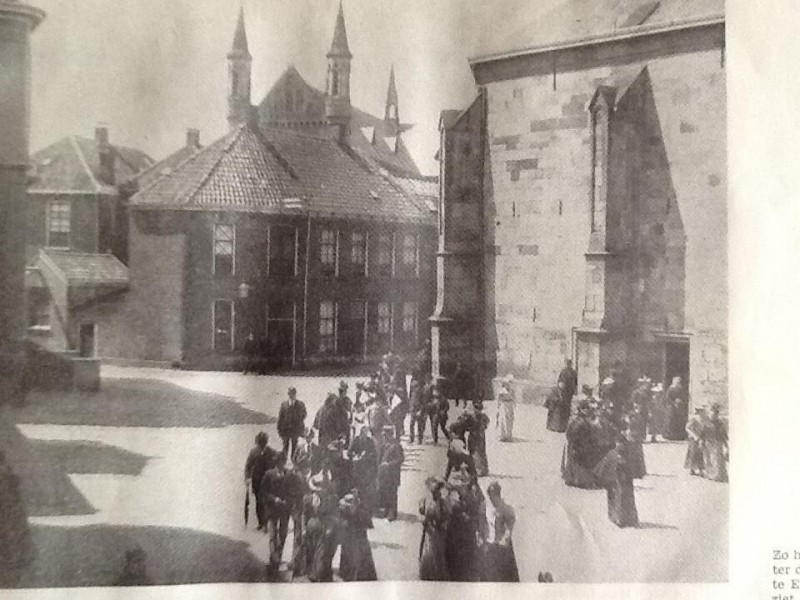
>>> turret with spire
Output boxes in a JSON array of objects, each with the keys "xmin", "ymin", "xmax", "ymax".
[
  {"xmin": 227, "ymin": 6, "xmax": 252, "ymax": 130},
  {"xmin": 384, "ymin": 65, "xmax": 400, "ymax": 134},
  {"xmin": 325, "ymin": 1, "xmax": 352, "ymax": 141}
]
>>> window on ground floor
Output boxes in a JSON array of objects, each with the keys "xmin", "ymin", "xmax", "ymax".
[
  {"xmin": 319, "ymin": 300, "xmax": 337, "ymax": 354},
  {"xmin": 213, "ymin": 299, "xmax": 235, "ymax": 352},
  {"xmin": 402, "ymin": 301, "xmax": 418, "ymax": 337}
]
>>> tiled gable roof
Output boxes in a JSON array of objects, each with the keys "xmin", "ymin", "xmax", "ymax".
[
  {"xmin": 130, "ymin": 124, "xmax": 434, "ymax": 225},
  {"xmin": 131, "ymin": 144, "xmax": 202, "ymax": 191},
  {"xmin": 41, "ymin": 250, "xmax": 129, "ymax": 286},
  {"xmin": 472, "ymin": 0, "xmax": 724, "ymax": 61},
  {"xmin": 29, "ymin": 135, "xmax": 154, "ymax": 195},
  {"xmin": 257, "ymin": 67, "xmax": 420, "ymax": 176}
]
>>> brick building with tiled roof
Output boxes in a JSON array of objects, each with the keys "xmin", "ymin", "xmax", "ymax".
[
  {"xmin": 24, "ymin": 126, "xmax": 153, "ymax": 355},
  {"xmin": 93, "ymin": 8, "xmax": 437, "ymax": 369}
]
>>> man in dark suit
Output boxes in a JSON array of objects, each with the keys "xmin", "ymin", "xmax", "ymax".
[{"xmin": 277, "ymin": 387, "xmax": 307, "ymax": 458}]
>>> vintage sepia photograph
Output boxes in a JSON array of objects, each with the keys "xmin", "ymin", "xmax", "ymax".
[{"xmin": 0, "ymin": 0, "xmax": 727, "ymax": 588}]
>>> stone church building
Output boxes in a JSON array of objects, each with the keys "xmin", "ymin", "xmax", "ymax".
[{"xmin": 433, "ymin": 0, "xmax": 727, "ymax": 408}]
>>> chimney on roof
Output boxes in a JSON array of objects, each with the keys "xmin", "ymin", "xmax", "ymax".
[
  {"xmin": 186, "ymin": 128, "xmax": 200, "ymax": 148},
  {"xmin": 95, "ymin": 124, "xmax": 115, "ymax": 185}
]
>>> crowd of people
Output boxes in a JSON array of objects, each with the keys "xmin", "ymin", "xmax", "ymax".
[
  {"xmin": 543, "ymin": 360, "xmax": 729, "ymax": 529},
  {"xmin": 242, "ymin": 345, "xmax": 524, "ymax": 582}
]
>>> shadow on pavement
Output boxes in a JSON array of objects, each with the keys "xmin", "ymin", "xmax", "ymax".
[
  {"xmin": 12, "ymin": 524, "xmax": 264, "ymax": 588},
  {"xmin": 1, "ymin": 421, "xmax": 151, "ymax": 518},
  {"xmin": 11, "ymin": 378, "xmax": 273, "ymax": 428}
]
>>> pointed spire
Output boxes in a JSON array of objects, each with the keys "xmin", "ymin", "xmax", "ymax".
[
  {"xmin": 229, "ymin": 5, "xmax": 251, "ymax": 58},
  {"xmin": 327, "ymin": 1, "xmax": 352, "ymax": 59},
  {"xmin": 386, "ymin": 65, "xmax": 398, "ymax": 107}
]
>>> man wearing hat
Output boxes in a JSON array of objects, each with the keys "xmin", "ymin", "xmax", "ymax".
[
  {"xmin": 278, "ymin": 387, "xmax": 307, "ymax": 459},
  {"xmin": 469, "ymin": 400, "xmax": 490, "ymax": 477},
  {"xmin": 244, "ymin": 432, "xmax": 277, "ymax": 530},
  {"xmin": 377, "ymin": 426, "xmax": 404, "ymax": 521},
  {"xmin": 336, "ymin": 381, "xmax": 353, "ymax": 445}
]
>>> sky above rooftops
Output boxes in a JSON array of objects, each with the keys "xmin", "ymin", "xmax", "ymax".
[{"xmin": 28, "ymin": 0, "xmax": 558, "ymax": 177}]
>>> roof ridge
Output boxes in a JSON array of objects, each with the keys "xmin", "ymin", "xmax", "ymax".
[
  {"xmin": 183, "ymin": 126, "xmax": 245, "ymax": 206},
  {"xmin": 252, "ymin": 126, "xmax": 300, "ymax": 182},
  {"xmin": 69, "ymin": 135, "xmax": 104, "ymax": 194},
  {"xmin": 133, "ymin": 130, "xmax": 236, "ymax": 202}
]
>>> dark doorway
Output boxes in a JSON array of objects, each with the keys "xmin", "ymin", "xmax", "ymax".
[
  {"xmin": 265, "ymin": 301, "xmax": 296, "ymax": 366},
  {"xmin": 664, "ymin": 341, "xmax": 689, "ymax": 389},
  {"xmin": 79, "ymin": 324, "xmax": 96, "ymax": 358}
]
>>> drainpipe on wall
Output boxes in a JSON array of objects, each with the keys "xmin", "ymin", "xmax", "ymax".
[{"xmin": 302, "ymin": 213, "xmax": 312, "ymax": 360}]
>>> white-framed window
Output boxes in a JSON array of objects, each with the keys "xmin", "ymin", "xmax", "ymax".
[
  {"xmin": 213, "ymin": 224, "xmax": 235, "ymax": 276},
  {"xmin": 319, "ymin": 300, "xmax": 337, "ymax": 354},
  {"xmin": 212, "ymin": 299, "xmax": 235, "ymax": 352},
  {"xmin": 402, "ymin": 233, "xmax": 417, "ymax": 267},
  {"xmin": 46, "ymin": 200, "xmax": 71, "ymax": 248},
  {"xmin": 377, "ymin": 302, "xmax": 392, "ymax": 335},
  {"xmin": 351, "ymin": 231, "xmax": 366, "ymax": 274},
  {"xmin": 402, "ymin": 301, "xmax": 418, "ymax": 335},
  {"xmin": 320, "ymin": 229, "xmax": 337, "ymax": 275}
]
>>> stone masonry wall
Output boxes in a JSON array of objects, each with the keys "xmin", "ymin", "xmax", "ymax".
[{"xmin": 479, "ymin": 26, "xmax": 727, "ymax": 407}]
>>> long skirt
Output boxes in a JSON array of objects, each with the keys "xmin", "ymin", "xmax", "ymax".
[
  {"xmin": 419, "ymin": 526, "xmax": 449, "ymax": 581},
  {"xmin": 607, "ymin": 477, "xmax": 638, "ymax": 528},
  {"xmin": 628, "ymin": 442, "xmax": 647, "ymax": 479},
  {"xmin": 684, "ymin": 440, "xmax": 705, "ymax": 474},
  {"xmin": 664, "ymin": 405, "xmax": 688, "ymax": 440},
  {"xmin": 703, "ymin": 440, "xmax": 728, "ymax": 482},
  {"xmin": 446, "ymin": 524, "xmax": 480, "ymax": 581},
  {"xmin": 561, "ymin": 444, "xmax": 600, "ymax": 489},
  {"xmin": 339, "ymin": 526, "xmax": 377, "ymax": 581},
  {"xmin": 546, "ymin": 403, "xmax": 570, "ymax": 433},
  {"xmin": 481, "ymin": 542, "xmax": 519, "ymax": 582},
  {"xmin": 307, "ymin": 522, "xmax": 337, "ymax": 582},
  {"xmin": 497, "ymin": 401, "xmax": 515, "ymax": 442}
]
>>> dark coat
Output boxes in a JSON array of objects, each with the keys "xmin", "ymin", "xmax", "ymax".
[{"xmin": 277, "ymin": 399, "xmax": 307, "ymax": 439}]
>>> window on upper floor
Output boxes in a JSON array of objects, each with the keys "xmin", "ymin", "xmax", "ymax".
[
  {"xmin": 320, "ymin": 229, "xmax": 337, "ymax": 276},
  {"xmin": 350, "ymin": 231, "xmax": 367, "ymax": 276},
  {"xmin": 401, "ymin": 233, "xmax": 418, "ymax": 274},
  {"xmin": 46, "ymin": 200, "xmax": 71, "ymax": 249},
  {"xmin": 377, "ymin": 232, "xmax": 394, "ymax": 278},
  {"xmin": 213, "ymin": 224, "xmax": 235, "ymax": 276}
]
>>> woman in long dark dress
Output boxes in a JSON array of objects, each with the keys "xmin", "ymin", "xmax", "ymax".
[
  {"xmin": 444, "ymin": 465, "xmax": 483, "ymax": 581},
  {"xmin": 626, "ymin": 404, "xmax": 648, "ymax": 479},
  {"xmin": 545, "ymin": 381, "xmax": 570, "ymax": 433},
  {"xmin": 419, "ymin": 477, "xmax": 450, "ymax": 581},
  {"xmin": 468, "ymin": 401, "xmax": 490, "ymax": 477},
  {"xmin": 561, "ymin": 404, "xmax": 600, "ymax": 488},
  {"xmin": 702, "ymin": 404, "xmax": 729, "ymax": 482},
  {"xmin": 337, "ymin": 491, "xmax": 378, "ymax": 581},
  {"xmin": 479, "ymin": 481, "xmax": 519, "ymax": 582},
  {"xmin": 593, "ymin": 439, "xmax": 639, "ymax": 528},
  {"xmin": 684, "ymin": 407, "xmax": 707, "ymax": 476},
  {"xmin": 306, "ymin": 472, "xmax": 339, "ymax": 582},
  {"xmin": 664, "ymin": 377, "xmax": 689, "ymax": 440}
]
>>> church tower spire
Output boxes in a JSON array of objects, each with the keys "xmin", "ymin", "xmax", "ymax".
[
  {"xmin": 227, "ymin": 6, "xmax": 252, "ymax": 130},
  {"xmin": 384, "ymin": 65, "xmax": 400, "ymax": 133},
  {"xmin": 325, "ymin": 1, "xmax": 352, "ymax": 140}
]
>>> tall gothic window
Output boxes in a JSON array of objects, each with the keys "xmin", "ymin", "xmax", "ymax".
[
  {"xmin": 331, "ymin": 68, "xmax": 340, "ymax": 96},
  {"xmin": 590, "ymin": 89, "xmax": 613, "ymax": 234}
]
